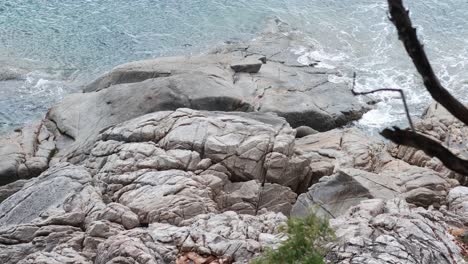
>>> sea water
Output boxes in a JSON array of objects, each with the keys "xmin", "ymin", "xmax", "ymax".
[{"xmin": 1, "ymin": 0, "xmax": 467, "ymax": 134}]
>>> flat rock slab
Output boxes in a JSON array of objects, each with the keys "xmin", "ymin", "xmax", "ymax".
[
  {"xmin": 44, "ymin": 19, "xmax": 368, "ymax": 163},
  {"xmin": 0, "ymin": 163, "xmax": 98, "ymax": 227},
  {"xmin": 0, "ymin": 18, "xmax": 369, "ymax": 186}
]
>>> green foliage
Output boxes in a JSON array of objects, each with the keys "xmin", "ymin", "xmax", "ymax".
[{"xmin": 253, "ymin": 212, "xmax": 335, "ymax": 264}]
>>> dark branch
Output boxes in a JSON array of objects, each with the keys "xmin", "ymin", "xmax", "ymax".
[
  {"xmin": 388, "ymin": 0, "xmax": 468, "ymax": 127},
  {"xmin": 352, "ymin": 88, "xmax": 415, "ymax": 131},
  {"xmin": 381, "ymin": 127, "xmax": 468, "ymax": 175}
]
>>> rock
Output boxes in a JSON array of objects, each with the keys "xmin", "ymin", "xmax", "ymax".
[
  {"xmin": 294, "ymin": 127, "xmax": 392, "ymax": 185},
  {"xmin": 211, "ymin": 17, "xmax": 317, "ymax": 67},
  {"xmin": 0, "ymin": 179, "xmax": 28, "ymax": 203},
  {"xmin": 95, "ymin": 203, "xmax": 140, "ymax": 229},
  {"xmin": 86, "ymin": 109, "xmax": 311, "ymax": 193},
  {"xmin": 447, "ymin": 186, "xmax": 468, "ymax": 225},
  {"xmin": 229, "ymin": 56, "xmax": 264, "ymax": 73},
  {"xmin": 81, "ymin": 109, "xmax": 305, "ymax": 225},
  {"xmin": 4, "ymin": 109, "xmax": 302, "ymax": 263},
  {"xmin": 292, "ymin": 162, "xmax": 457, "ymax": 218},
  {"xmin": 216, "ymin": 181, "xmax": 297, "ymax": 216},
  {"xmin": 148, "ymin": 211, "xmax": 287, "ymax": 263},
  {"xmin": 0, "ymin": 66, "xmax": 27, "ymax": 81},
  {"xmin": 381, "ymin": 161, "xmax": 458, "ymax": 208},
  {"xmin": 0, "ymin": 163, "xmax": 104, "ymax": 228},
  {"xmin": 292, "ymin": 170, "xmax": 376, "ymax": 219},
  {"xmin": 327, "ymin": 198, "xmax": 466, "ymax": 264},
  {"xmin": 42, "ymin": 19, "xmax": 368, "ymax": 164},
  {"xmin": 292, "ymin": 127, "xmax": 459, "ymax": 219},
  {"xmin": 176, "ymin": 252, "xmax": 231, "ymax": 264},
  {"xmin": 295, "ymin": 126, "xmax": 318, "ymax": 138},
  {"xmin": 388, "ymin": 102, "xmax": 468, "ymax": 185},
  {"xmin": 0, "ymin": 122, "xmax": 56, "ymax": 185},
  {"xmin": 95, "ymin": 232, "xmax": 164, "ymax": 264},
  {"xmin": 0, "ymin": 224, "xmax": 88, "ymax": 264}
]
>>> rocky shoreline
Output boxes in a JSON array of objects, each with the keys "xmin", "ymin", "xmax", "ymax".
[{"xmin": 0, "ymin": 18, "xmax": 467, "ymax": 263}]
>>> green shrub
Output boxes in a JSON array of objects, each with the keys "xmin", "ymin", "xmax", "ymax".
[{"xmin": 253, "ymin": 212, "xmax": 335, "ymax": 264}]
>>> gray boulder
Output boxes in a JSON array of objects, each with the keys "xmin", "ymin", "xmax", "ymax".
[
  {"xmin": 0, "ymin": 109, "xmax": 299, "ymax": 263},
  {"xmin": 0, "ymin": 179, "xmax": 28, "ymax": 203},
  {"xmin": 327, "ymin": 198, "xmax": 466, "ymax": 264},
  {"xmin": 43, "ymin": 19, "xmax": 368, "ymax": 164},
  {"xmin": 82, "ymin": 109, "xmax": 305, "ymax": 227},
  {"xmin": 0, "ymin": 66, "xmax": 27, "ymax": 81},
  {"xmin": 294, "ymin": 127, "xmax": 392, "ymax": 186},
  {"xmin": 0, "ymin": 122, "xmax": 56, "ymax": 185},
  {"xmin": 447, "ymin": 186, "xmax": 468, "ymax": 225},
  {"xmin": 148, "ymin": 211, "xmax": 286, "ymax": 263},
  {"xmin": 0, "ymin": 163, "xmax": 103, "ymax": 228},
  {"xmin": 0, "ymin": 18, "xmax": 369, "ymax": 186},
  {"xmin": 292, "ymin": 127, "xmax": 459, "ymax": 218},
  {"xmin": 49, "ymin": 51, "xmax": 368, "ymax": 161},
  {"xmin": 292, "ymin": 162, "xmax": 458, "ymax": 219},
  {"xmin": 389, "ymin": 102, "xmax": 468, "ymax": 185},
  {"xmin": 85, "ymin": 108, "xmax": 312, "ymax": 194}
]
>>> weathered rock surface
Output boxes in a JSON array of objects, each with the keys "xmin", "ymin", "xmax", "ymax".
[
  {"xmin": 148, "ymin": 211, "xmax": 286, "ymax": 263},
  {"xmin": 388, "ymin": 102, "xmax": 468, "ymax": 185},
  {"xmin": 0, "ymin": 109, "xmax": 303, "ymax": 263},
  {"xmin": 327, "ymin": 198, "xmax": 466, "ymax": 264},
  {"xmin": 0, "ymin": 122, "xmax": 56, "ymax": 185},
  {"xmin": 447, "ymin": 186, "xmax": 468, "ymax": 225},
  {"xmin": 0, "ymin": 65, "xmax": 27, "ymax": 81},
  {"xmin": 0, "ymin": 163, "xmax": 103, "ymax": 228},
  {"xmin": 39, "ymin": 18, "xmax": 368, "ymax": 168},
  {"xmin": 0, "ymin": 179, "xmax": 27, "ymax": 203},
  {"xmin": 0, "ymin": 18, "xmax": 369, "ymax": 188},
  {"xmin": 0, "ymin": 18, "xmax": 465, "ymax": 264},
  {"xmin": 292, "ymin": 127, "xmax": 459, "ymax": 218},
  {"xmin": 293, "ymin": 164, "xmax": 458, "ymax": 218},
  {"xmin": 294, "ymin": 127, "xmax": 392, "ymax": 179},
  {"xmin": 85, "ymin": 109, "xmax": 304, "ymax": 220}
]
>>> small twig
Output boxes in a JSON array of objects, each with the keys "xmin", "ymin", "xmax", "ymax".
[{"xmin": 352, "ymin": 88, "xmax": 415, "ymax": 131}]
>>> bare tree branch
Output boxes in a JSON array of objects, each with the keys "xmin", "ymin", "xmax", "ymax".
[
  {"xmin": 352, "ymin": 87, "xmax": 415, "ymax": 131},
  {"xmin": 381, "ymin": 127, "xmax": 468, "ymax": 175},
  {"xmin": 388, "ymin": 0, "xmax": 468, "ymax": 127}
]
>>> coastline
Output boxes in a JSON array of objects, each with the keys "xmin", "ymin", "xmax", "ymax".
[{"xmin": 0, "ymin": 17, "xmax": 467, "ymax": 264}]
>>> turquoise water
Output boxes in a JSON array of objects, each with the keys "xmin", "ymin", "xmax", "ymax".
[{"xmin": 1, "ymin": 0, "xmax": 468, "ymax": 133}]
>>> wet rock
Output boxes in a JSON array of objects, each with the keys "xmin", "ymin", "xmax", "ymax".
[
  {"xmin": 0, "ymin": 66, "xmax": 27, "ymax": 81},
  {"xmin": 43, "ymin": 19, "xmax": 368, "ymax": 164}
]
